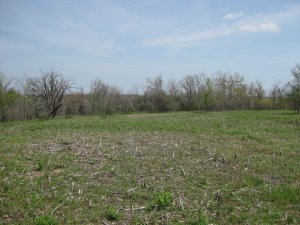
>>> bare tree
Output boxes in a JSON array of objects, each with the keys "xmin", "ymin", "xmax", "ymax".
[
  {"xmin": 214, "ymin": 71, "xmax": 229, "ymax": 110},
  {"xmin": 194, "ymin": 74, "xmax": 206, "ymax": 110},
  {"xmin": 0, "ymin": 73, "xmax": 20, "ymax": 121},
  {"xmin": 145, "ymin": 75, "xmax": 167, "ymax": 112},
  {"xmin": 227, "ymin": 73, "xmax": 245, "ymax": 109},
  {"xmin": 247, "ymin": 82, "xmax": 256, "ymax": 109},
  {"xmin": 270, "ymin": 81, "xmax": 283, "ymax": 110},
  {"xmin": 109, "ymin": 85, "xmax": 122, "ymax": 113},
  {"xmin": 0, "ymin": 73, "xmax": 10, "ymax": 121},
  {"xmin": 287, "ymin": 63, "xmax": 300, "ymax": 114},
  {"xmin": 167, "ymin": 79, "xmax": 181, "ymax": 111},
  {"xmin": 63, "ymin": 87, "xmax": 87, "ymax": 117},
  {"xmin": 180, "ymin": 75, "xmax": 197, "ymax": 110},
  {"xmin": 254, "ymin": 80, "xmax": 265, "ymax": 110},
  {"xmin": 202, "ymin": 77, "xmax": 215, "ymax": 111},
  {"xmin": 27, "ymin": 70, "xmax": 71, "ymax": 119},
  {"xmin": 90, "ymin": 79, "xmax": 109, "ymax": 115},
  {"xmin": 77, "ymin": 88, "xmax": 86, "ymax": 115},
  {"xmin": 90, "ymin": 79, "xmax": 117, "ymax": 118},
  {"xmin": 167, "ymin": 79, "xmax": 180, "ymax": 98}
]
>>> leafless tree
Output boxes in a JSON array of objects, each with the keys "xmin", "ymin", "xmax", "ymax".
[
  {"xmin": 214, "ymin": 71, "xmax": 229, "ymax": 110},
  {"xmin": 167, "ymin": 79, "xmax": 181, "ymax": 111},
  {"xmin": 287, "ymin": 63, "xmax": 300, "ymax": 114},
  {"xmin": 0, "ymin": 73, "xmax": 10, "ymax": 121},
  {"xmin": 194, "ymin": 74, "xmax": 206, "ymax": 110},
  {"xmin": 145, "ymin": 75, "xmax": 167, "ymax": 112},
  {"xmin": 63, "ymin": 87, "xmax": 87, "ymax": 116},
  {"xmin": 0, "ymin": 73, "xmax": 19, "ymax": 121},
  {"xmin": 270, "ymin": 81, "xmax": 283, "ymax": 110},
  {"xmin": 90, "ymin": 79, "xmax": 110, "ymax": 117},
  {"xmin": 26, "ymin": 70, "xmax": 71, "ymax": 119},
  {"xmin": 167, "ymin": 79, "xmax": 180, "ymax": 98},
  {"xmin": 180, "ymin": 75, "xmax": 197, "ymax": 110},
  {"xmin": 253, "ymin": 80, "xmax": 265, "ymax": 110},
  {"xmin": 214, "ymin": 71, "xmax": 249, "ymax": 110},
  {"xmin": 202, "ymin": 77, "xmax": 215, "ymax": 110},
  {"xmin": 227, "ymin": 73, "xmax": 245, "ymax": 109},
  {"xmin": 77, "ymin": 88, "xmax": 86, "ymax": 115},
  {"xmin": 90, "ymin": 79, "xmax": 124, "ymax": 117}
]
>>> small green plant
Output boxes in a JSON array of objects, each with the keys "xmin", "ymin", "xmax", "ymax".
[
  {"xmin": 246, "ymin": 175, "xmax": 264, "ymax": 187},
  {"xmin": 35, "ymin": 215, "xmax": 58, "ymax": 225},
  {"xmin": 155, "ymin": 191, "xmax": 173, "ymax": 210},
  {"xmin": 36, "ymin": 161, "xmax": 44, "ymax": 171},
  {"xmin": 106, "ymin": 206, "xmax": 120, "ymax": 221},
  {"xmin": 266, "ymin": 185, "xmax": 300, "ymax": 204},
  {"xmin": 197, "ymin": 177, "xmax": 208, "ymax": 187},
  {"xmin": 187, "ymin": 210, "xmax": 209, "ymax": 225}
]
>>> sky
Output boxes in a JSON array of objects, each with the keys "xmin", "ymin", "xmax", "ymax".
[{"xmin": 0, "ymin": 0, "xmax": 300, "ymax": 92}]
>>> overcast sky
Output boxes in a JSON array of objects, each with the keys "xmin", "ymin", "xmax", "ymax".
[{"xmin": 1, "ymin": 0, "xmax": 300, "ymax": 92}]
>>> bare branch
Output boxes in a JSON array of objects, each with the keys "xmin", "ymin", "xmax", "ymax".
[{"xmin": 26, "ymin": 69, "xmax": 71, "ymax": 119}]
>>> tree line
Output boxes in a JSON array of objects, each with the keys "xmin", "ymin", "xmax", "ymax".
[{"xmin": 0, "ymin": 64, "xmax": 300, "ymax": 121}]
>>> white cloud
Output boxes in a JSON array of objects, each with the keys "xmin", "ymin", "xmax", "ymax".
[
  {"xmin": 224, "ymin": 11, "xmax": 244, "ymax": 20},
  {"xmin": 144, "ymin": 28, "xmax": 233, "ymax": 47},
  {"xmin": 144, "ymin": 21, "xmax": 281, "ymax": 47},
  {"xmin": 239, "ymin": 22, "xmax": 280, "ymax": 32},
  {"xmin": 144, "ymin": 4, "xmax": 300, "ymax": 48}
]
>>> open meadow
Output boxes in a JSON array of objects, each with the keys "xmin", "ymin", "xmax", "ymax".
[{"xmin": 0, "ymin": 110, "xmax": 299, "ymax": 224}]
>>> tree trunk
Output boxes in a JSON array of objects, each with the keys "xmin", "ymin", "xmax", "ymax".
[
  {"xmin": 48, "ymin": 109, "xmax": 57, "ymax": 119},
  {"xmin": 0, "ymin": 111, "xmax": 6, "ymax": 122}
]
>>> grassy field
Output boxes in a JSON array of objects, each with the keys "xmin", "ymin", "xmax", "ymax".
[{"xmin": 0, "ymin": 110, "xmax": 299, "ymax": 224}]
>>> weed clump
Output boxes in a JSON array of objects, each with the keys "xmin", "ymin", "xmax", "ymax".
[
  {"xmin": 105, "ymin": 206, "xmax": 120, "ymax": 221},
  {"xmin": 197, "ymin": 177, "xmax": 208, "ymax": 187},
  {"xmin": 34, "ymin": 215, "xmax": 58, "ymax": 225},
  {"xmin": 36, "ymin": 161, "xmax": 44, "ymax": 171},
  {"xmin": 187, "ymin": 210, "xmax": 209, "ymax": 225},
  {"xmin": 155, "ymin": 191, "xmax": 173, "ymax": 210}
]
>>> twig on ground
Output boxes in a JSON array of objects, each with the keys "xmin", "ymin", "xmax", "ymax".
[
  {"xmin": 51, "ymin": 203, "xmax": 64, "ymax": 216},
  {"xmin": 123, "ymin": 206, "xmax": 147, "ymax": 211}
]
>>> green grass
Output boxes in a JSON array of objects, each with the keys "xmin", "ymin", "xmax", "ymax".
[
  {"xmin": 0, "ymin": 110, "xmax": 299, "ymax": 224},
  {"xmin": 153, "ymin": 191, "xmax": 173, "ymax": 210},
  {"xmin": 105, "ymin": 206, "xmax": 120, "ymax": 221},
  {"xmin": 34, "ymin": 215, "xmax": 58, "ymax": 225}
]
